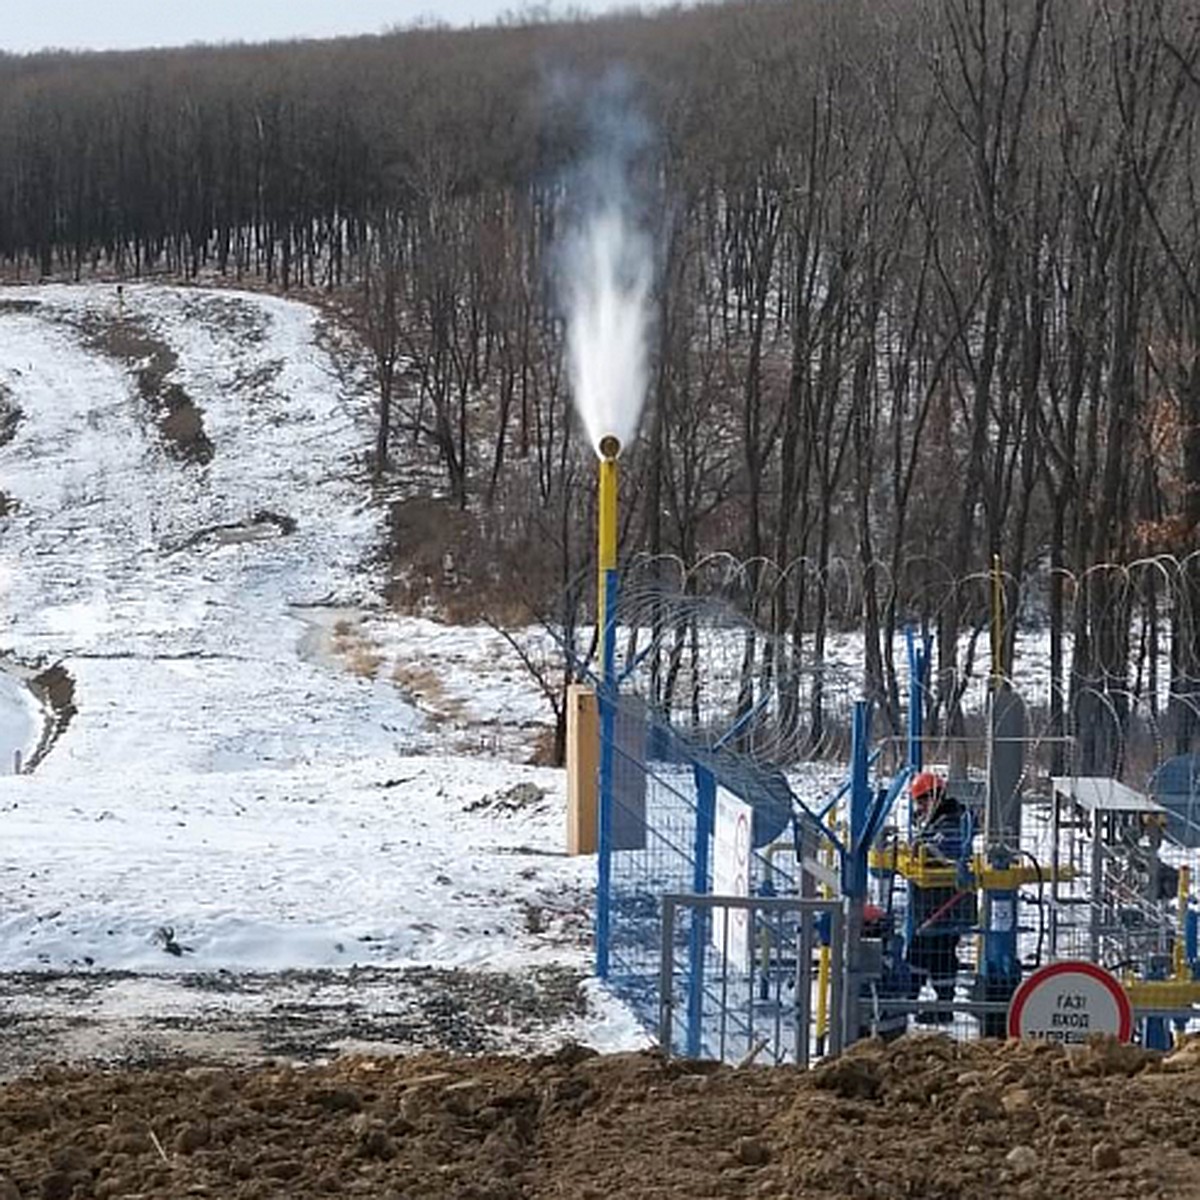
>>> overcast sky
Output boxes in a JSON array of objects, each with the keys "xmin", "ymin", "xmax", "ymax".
[{"xmin": 1, "ymin": 1, "xmax": 671, "ymax": 55}]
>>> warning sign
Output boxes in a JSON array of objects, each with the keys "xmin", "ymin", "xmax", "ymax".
[
  {"xmin": 1007, "ymin": 961, "xmax": 1133, "ymax": 1044},
  {"xmin": 711, "ymin": 787, "xmax": 752, "ymax": 969}
]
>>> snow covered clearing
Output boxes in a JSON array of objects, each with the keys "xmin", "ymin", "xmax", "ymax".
[
  {"xmin": 0, "ymin": 670, "xmax": 39, "ymax": 772},
  {"xmin": 0, "ymin": 283, "xmax": 641, "ymax": 1067}
]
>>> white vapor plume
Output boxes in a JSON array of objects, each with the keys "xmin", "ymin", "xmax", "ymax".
[
  {"xmin": 565, "ymin": 204, "xmax": 652, "ymax": 456},
  {"xmin": 556, "ymin": 69, "xmax": 654, "ymax": 458}
]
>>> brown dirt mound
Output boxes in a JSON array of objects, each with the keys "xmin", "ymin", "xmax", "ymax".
[{"xmin": 0, "ymin": 1035, "xmax": 1196, "ymax": 1199}]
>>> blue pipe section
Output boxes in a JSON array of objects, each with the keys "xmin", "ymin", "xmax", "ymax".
[
  {"xmin": 1143, "ymin": 956, "xmax": 1172, "ymax": 1050},
  {"xmin": 817, "ymin": 749, "xmax": 883, "ymax": 821},
  {"xmin": 594, "ymin": 567, "xmax": 619, "ymax": 980},
  {"xmin": 905, "ymin": 626, "xmax": 932, "ymax": 772},
  {"xmin": 687, "ymin": 764, "xmax": 716, "ymax": 1058},
  {"xmin": 981, "ymin": 888, "xmax": 1018, "ymax": 979},
  {"xmin": 844, "ymin": 700, "xmax": 872, "ymax": 899},
  {"xmin": 862, "ymin": 765, "xmax": 915, "ymax": 853},
  {"xmin": 979, "ymin": 849, "xmax": 1021, "ymax": 1036}
]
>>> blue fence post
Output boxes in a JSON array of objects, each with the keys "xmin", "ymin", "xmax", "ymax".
[
  {"xmin": 838, "ymin": 699, "xmax": 873, "ymax": 1048},
  {"xmin": 845, "ymin": 700, "xmax": 872, "ymax": 900},
  {"xmin": 687, "ymin": 763, "xmax": 716, "ymax": 1058},
  {"xmin": 595, "ymin": 567, "xmax": 620, "ymax": 980},
  {"xmin": 905, "ymin": 627, "xmax": 929, "ymax": 774}
]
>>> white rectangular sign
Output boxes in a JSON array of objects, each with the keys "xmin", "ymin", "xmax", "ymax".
[{"xmin": 711, "ymin": 787, "xmax": 753, "ymax": 970}]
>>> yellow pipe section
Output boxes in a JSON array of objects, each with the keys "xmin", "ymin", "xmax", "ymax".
[
  {"xmin": 597, "ymin": 436, "xmax": 620, "ymax": 679},
  {"xmin": 1124, "ymin": 977, "xmax": 1200, "ymax": 1008},
  {"xmin": 991, "ymin": 553, "xmax": 1004, "ymax": 683},
  {"xmin": 816, "ymin": 942, "xmax": 831, "ymax": 1044},
  {"xmin": 868, "ymin": 844, "xmax": 1074, "ymax": 889},
  {"xmin": 816, "ymin": 810, "xmax": 837, "ymax": 1044},
  {"xmin": 1175, "ymin": 865, "xmax": 1190, "ymax": 981}
]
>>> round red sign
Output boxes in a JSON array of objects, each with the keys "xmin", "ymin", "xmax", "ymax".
[{"xmin": 1007, "ymin": 961, "xmax": 1133, "ymax": 1044}]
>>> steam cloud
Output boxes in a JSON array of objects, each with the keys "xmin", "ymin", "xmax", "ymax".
[{"xmin": 559, "ymin": 73, "xmax": 654, "ymax": 457}]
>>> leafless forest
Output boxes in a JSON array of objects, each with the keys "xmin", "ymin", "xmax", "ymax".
[{"xmin": 3, "ymin": 0, "xmax": 1200, "ymax": 765}]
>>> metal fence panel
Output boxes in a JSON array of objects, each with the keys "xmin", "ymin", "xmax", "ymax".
[
  {"xmin": 657, "ymin": 894, "xmax": 846, "ymax": 1064},
  {"xmin": 596, "ymin": 690, "xmax": 844, "ymax": 1061}
]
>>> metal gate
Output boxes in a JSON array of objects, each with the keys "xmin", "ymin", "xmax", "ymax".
[{"xmin": 657, "ymin": 893, "xmax": 849, "ymax": 1065}]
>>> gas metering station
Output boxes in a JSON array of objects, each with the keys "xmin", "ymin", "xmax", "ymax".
[{"xmin": 566, "ymin": 429, "xmax": 1200, "ymax": 1063}]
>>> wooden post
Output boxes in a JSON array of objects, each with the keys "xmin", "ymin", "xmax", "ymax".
[{"xmin": 566, "ymin": 683, "xmax": 599, "ymax": 854}]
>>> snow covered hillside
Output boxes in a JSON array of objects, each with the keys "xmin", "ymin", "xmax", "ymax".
[
  {"xmin": 0, "ymin": 285, "xmax": 620, "ymax": 1053},
  {"xmin": 0, "ymin": 673, "xmax": 38, "ymax": 771}
]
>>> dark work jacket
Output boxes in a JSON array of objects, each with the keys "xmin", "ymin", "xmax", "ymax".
[
  {"xmin": 911, "ymin": 796, "xmax": 974, "ymax": 935},
  {"xmin": 915, "ymin": 796, "xmax": 967, "ymax": 863}
]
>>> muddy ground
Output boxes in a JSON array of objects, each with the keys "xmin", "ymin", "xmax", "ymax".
[
  {"xmin": 0, "ymin": 966, "xmax": 591, "ymax": 1081},
  {"xmin": 0, "ymin": 1034, "xmax": 1197, "ymax": 1198}
]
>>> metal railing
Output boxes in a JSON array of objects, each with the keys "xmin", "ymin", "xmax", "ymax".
[{"xmin": 658, "ymin": 894, "xmax": 848, "ymax": 1066}]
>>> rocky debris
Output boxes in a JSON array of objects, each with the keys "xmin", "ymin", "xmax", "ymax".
[
  {"xmin": 1006, "ymin": 1145, "xmax": 1039, "ymax": 1177},
  {"xmin": 0, "ymin": 298, "xmax": 40, "ymax": 315},
  {"xmin": 465, "ymin": 782, "xmax": 549, "ymax": 815},
  {"xmin": 0, "ymin": 386, "xmax": 22, "ymax": 447},
  {"xmin": 1001, "ymin": 1084, "xmax": 1034, "ymax": 1115},
  {"xmin": 735, "ymin": 1136, "xmax": 770, "ymax": 1167},
  {"xmin": 812, "ymin": 1048, "xmax": 883, "ymax": 1099},
  {"xmin": 152, "ymin": 926, "xmax": 193, "ymax": 957},
  {"xmin": 174, "ymin": 1121, "xmax": 211, "ymax": 1155},
  {"xmin": 178, "ymin": 510, "xmax": 297, "ymax": 551},
  {"xmin": 0, "ymin": 1035, "xmax": 1190, "ymax": 1198},
  {"xmin": 1160, "ymin": 1038, "xmax": 1200, "ymax": 1073},
  {"xmin": 771, "ymin": 1034, "xmax": 1193, "ymax": 1200}
]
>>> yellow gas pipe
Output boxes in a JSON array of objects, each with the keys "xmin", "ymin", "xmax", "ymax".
[
  {"xmin": 815, "ymin": 812, "xmax": 838, "ymax": 1046},
  {"xmin": 1175, "ymin": 865, "xmax": 1191, "ymax": 981},
  {"xmin": 816, "ymin": 938, "xmax": 832, "ymax": 1045},
  {"xmin": 991, "ymin": 553, "xmax": 1004, "ymax": 683},
  {"xmin": 597, "ymin": 435, "xmax": 621, "ymax": 679}
]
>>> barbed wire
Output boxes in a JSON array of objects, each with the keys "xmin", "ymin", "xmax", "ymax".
[{"xmin": 605, "ymin": 551, "xmax": 1200, "ymax": 785}]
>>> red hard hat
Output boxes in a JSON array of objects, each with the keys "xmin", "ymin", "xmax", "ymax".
[{"xmin": 911, "ymin": 771, "xmax": 945, "ymax": 802}]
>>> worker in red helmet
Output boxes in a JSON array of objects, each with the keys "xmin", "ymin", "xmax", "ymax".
[
  {"xmin": 911, "ymin": 770, "xmax": 945, "ymax": 815},
  {"xmin": 907, "ymin": 771, "xmax": 971, "ymax": 1024}
]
